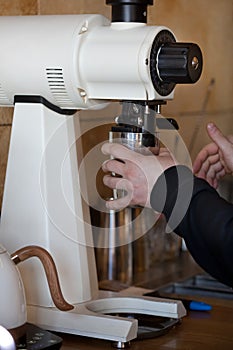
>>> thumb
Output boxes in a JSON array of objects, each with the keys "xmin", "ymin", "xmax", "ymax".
[{"xmin": 207, "ymin": 123, "xmax": 230, "ymax": 152}]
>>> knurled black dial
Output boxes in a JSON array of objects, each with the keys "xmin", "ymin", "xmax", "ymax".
[
  {"xmin": 158, "ymin": 42, "xmax": 203, "ymax": 84},
  {"xmin": 150, "ymin": 30, "xmax": 203, "ymax": 96}
]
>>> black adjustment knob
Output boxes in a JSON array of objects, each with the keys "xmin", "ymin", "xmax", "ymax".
[
  {"xmin": 157, "ymin": 43, "xmax": 203, "ymax": 84},
  {"xmin": 106, "ymin": 0, "xmax": 153, "ymax": 23}
]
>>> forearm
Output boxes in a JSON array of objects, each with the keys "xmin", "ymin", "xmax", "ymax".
[
  {"xmin": 179, "ymin": 176, "xmax": 233, "ymax": 287},
  {"xmin": 150, "ymin": 166, "xmax": 233, "ymax": 287}
]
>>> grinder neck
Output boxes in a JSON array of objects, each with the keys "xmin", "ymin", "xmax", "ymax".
[
  {"xmin": 107, "ymin": 0, "xmax": 202, "ymax": 149},
  {"xmin": 106, "ymin": 1, "xmax": 161, "ymax": 149}
]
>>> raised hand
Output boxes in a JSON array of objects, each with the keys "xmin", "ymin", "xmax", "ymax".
[{"xmin": 193, "ymin": 123, "xmax": 233, "ymax": 188}]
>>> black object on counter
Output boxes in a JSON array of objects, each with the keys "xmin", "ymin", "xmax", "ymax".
[{"xmin": 15, "ymin": 323, "xmax": 62, "ymax": 350}]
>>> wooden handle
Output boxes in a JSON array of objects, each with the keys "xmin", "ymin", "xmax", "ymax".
[{"xmin": 11, "ymin": 245, "xmax": 74, "ymax": 311}]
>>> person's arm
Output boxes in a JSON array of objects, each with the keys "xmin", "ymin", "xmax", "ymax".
[
  {"xmin": 150, "ymin": 166, "xmax": 233, "ymax": 287},
  {"xmin": 101, "ymin": 141, "xmax": 233, "ymax": 287}
]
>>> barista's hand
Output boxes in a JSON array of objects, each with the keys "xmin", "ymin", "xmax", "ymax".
[
  {"xmin": 193, "ymin": 123, "xmax": 233, "ymax": 188},
  {"xmin": 101, "ymin": 143, "xmax": 176, "ymax": 210}
]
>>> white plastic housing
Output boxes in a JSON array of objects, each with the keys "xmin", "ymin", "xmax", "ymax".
[
  {"xmin": 0, "ymin": 15, "xmax": 174, "ymax": 110},
  {"xmin": 0, "ymin": 103, "xmax": 99, "ymax": 307}
]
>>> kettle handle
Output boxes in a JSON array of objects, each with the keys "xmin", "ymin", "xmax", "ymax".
[{"xmin": 11, "ymin": 245, "xmax": 74, "ymax": 311}]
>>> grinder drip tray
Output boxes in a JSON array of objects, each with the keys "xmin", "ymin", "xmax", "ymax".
[{"xmin": 104, "ymin": 313, "xmax": 180, "ymax": 340}]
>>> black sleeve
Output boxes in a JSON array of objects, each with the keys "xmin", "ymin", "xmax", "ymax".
[{"xmin": 150, "ymin": 165, "xmax": 233, "ymax": 287}]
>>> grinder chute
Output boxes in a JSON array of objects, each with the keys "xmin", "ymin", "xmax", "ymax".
[{"xmin": 106, "ymin": 0, "xmax": 154, "ymax": 23}]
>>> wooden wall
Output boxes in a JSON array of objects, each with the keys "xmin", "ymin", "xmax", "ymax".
[
  {"xmin": 0, "ymin": 0, "xmax": 232, "ymax": 208},
  {"xmin": 0, "ymin": 0, "xmax": 38, "ymax": 208}
]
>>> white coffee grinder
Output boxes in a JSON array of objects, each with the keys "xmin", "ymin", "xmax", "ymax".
[{"xmin": 0, "ymin": 0, "xmax": 202, "ymax": 347}]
